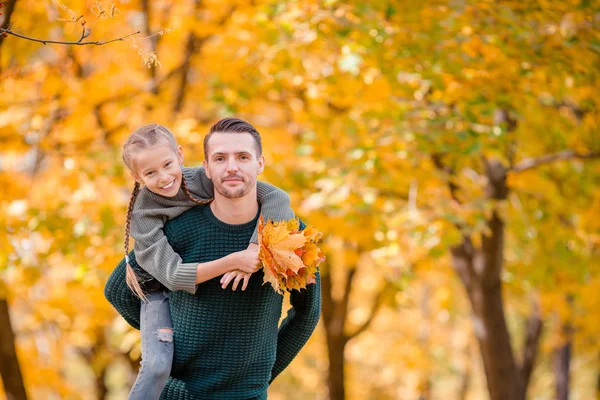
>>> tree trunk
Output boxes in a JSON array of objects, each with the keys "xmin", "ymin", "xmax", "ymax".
[
  {"xmin": 457, "ymin": 342, "xmax": 472, "ymax": 400},
  {"xmin": 324, "ymin": 330, "xmax": 346, "ymax": 400},
  {"xmin": 555, "ymin": 323, "xmax": 572, "ymax": 400},
  {"xmin": 0, "ymin": 298, "xmax": 28, "ymax": 400},
  {"xmin": 461, "ymin": 267, "xmax": 521, "ymax": 400},
  {"xmin": 449, "ymin": 159, "xmax": 538, "ymax": 400},
  {"xmin": 596, "ymin": 351, "xmax": 600, "ymax": 400},
  {"xmin": 320, "ymin": 249, "xmax": 393, "ymax": 400},
  {"xmin": 321, "ymin": 268, "xmax": 347, "ymax": 400}
]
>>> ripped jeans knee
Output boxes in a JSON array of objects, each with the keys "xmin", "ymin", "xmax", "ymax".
[
  {"xmin": 129, "ymin": 291, "xmax": 174, "ymax": 400},
  {"xmin": 157, "ymin": 327, "xmax": 173, "ymax": 343}
]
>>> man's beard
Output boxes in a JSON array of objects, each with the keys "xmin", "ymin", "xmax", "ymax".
[{"xmin": 214, "ymin": 175, "xmax": 254, "ymax": 199}]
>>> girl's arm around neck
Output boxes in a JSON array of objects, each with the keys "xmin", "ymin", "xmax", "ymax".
[{"xmin": 253, "ymin": 181, "xmax": 295, "ymax": 244}]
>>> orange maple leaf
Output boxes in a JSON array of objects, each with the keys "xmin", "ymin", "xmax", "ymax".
[{"xmin": 258, "ymin": 216, "xmax": 325, "ymax": 294}]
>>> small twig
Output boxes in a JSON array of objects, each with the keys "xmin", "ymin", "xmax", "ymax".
[
  {"xmin": 78, "ymin": 26, "xmax": 91, "ymax": 42},
  {"xmin": 510, "ymin": 150, "xmax": 600, "ymax": 173},
  {"xmin": 0, "ymin": 28, "xmax": 140, "ymax": 46}
]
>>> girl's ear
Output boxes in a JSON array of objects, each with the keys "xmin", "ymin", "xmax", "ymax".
[
  {"xmin": 177, "ymin": 145, "xmax": 184, "ymax": 165},
  {"xmin": 129, "ymin": 170, "xmax": 144, "ymax": 186},
  {"xmin": 130, "ymin": 171, "xmax": 143, "ymax": 185}
]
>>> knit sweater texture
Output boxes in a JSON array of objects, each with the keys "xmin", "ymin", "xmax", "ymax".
[
  {"xmin": 105, "ymin": 204, "xmax": 321, "ymax": 400},
  {"xmin": 131, "ymin": 166, "xmax": 295, "ymax": 293}
]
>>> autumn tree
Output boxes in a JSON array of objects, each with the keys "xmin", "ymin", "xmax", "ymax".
[{"xmin": 2, "ymin": 0, "xmax": 600, "ymax": 399}]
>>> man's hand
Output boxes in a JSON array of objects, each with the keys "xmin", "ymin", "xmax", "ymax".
[{"xmin": 221, "ymin": 270, "xmax": 251, "ymax": 291}]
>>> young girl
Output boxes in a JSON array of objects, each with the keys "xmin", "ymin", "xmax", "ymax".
[{"xmin": 121, "ymin": 123, "xmax": 294, "ymax": 400}]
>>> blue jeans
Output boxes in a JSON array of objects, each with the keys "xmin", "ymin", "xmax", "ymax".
[{"xmin": 128, "ymin": 291, "xmax": 174, "ymax": 400}]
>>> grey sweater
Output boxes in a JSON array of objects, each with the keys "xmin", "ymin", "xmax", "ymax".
[{"xmin": 131, "ymin": 166, "xmax": 294, "ymax": 294}]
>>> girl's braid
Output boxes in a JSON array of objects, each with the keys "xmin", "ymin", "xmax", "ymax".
[
  {"xmin": 181, "ymin": 175, "xmax": 212, "ymax": 205},
  {"xmin": 123, "ymin": 182, "xmax": 148, "ymax": 302}
]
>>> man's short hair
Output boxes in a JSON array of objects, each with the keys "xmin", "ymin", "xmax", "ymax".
[{"xmin": 204, "ymin": 117, "xmax": 263, "ymax": 159}]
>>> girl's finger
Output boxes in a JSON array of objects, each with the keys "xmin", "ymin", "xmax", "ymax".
[
  {"xmin": 221, "ymin": 272, "xmax": 236, "ymax": 289},
  {"xmin": 241, "ymin": 274, "xmax": 250, "ymax": 291},
  {"xmin": 220, "ymin": 272, "xmax": 231, "ymax": 285},
  {"xmin": 232, "ymin": 273, "xmax": 244, "ymax": 291}
]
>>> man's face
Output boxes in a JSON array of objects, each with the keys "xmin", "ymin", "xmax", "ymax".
[{"xmin": 203, "ymin": 132, "xmax": 264, "ymax": 199}]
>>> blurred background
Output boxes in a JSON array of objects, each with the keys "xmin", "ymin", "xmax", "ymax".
[{"xmin": 1, "ymin": 0, "xmax": 599, "ymax": 399}]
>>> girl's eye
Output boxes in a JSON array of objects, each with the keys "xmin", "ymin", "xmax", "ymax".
[
  {"xmin": 146, "ymin": 171, "xmax": 155, "ymax": 176},
  {"xmin": 165, "ymin": 161, "xmax": 172, "ymax": 167}
]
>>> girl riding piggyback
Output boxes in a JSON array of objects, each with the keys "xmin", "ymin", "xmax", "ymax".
[{"xmin": 120, "ymin": 122, "xmax": 294, "ymax": 400}]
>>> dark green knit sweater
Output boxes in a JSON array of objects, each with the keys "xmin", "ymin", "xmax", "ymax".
[{"xmin": 104, "ymin": 204, "xmax": 321, "ymax": 400}]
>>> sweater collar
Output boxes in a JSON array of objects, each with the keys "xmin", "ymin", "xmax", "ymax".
[{"xmin": 202, "ymin": 203, "xmax": 260, "ymax": 232}]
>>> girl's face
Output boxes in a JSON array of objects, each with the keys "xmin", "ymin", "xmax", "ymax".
[{"xmin": 131, "ymin": 141, "xmax": 184, "ymax": 198}]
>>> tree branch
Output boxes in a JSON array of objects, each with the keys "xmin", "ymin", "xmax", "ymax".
[
  {"xmin": 172, "ymin": 4, "xmax": 237, "ymax": 114},
  {"xmin": 518, "ymin": 300, "xmax": 543, "ymax": 399},
  {"xmin": 510, "ymin": 150, "xmax": 600, "ymax": 173},
  {"xmin": 346, "ymin": 281, "xmax": 393, "ymax": 341},
  {"xmin": 140, "ymin": 0, "xmax": 158, "ymax": 95},
  {"xmin": 0, "ymin": 0, "xmax": 18, "ymax": 50},
  {"xmin": 431, "ymin": 153, "xmax": 461, "ymax": 204},
  {"xmin": 339, "ymin": 266, "xmax": 357, "ymax": 335},
  {"xmin": 0, "ymin": 28, "xmax": 140, "ymax": 46}
]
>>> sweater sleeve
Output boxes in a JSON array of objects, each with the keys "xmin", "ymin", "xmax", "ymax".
[
  {"xmin": 104, "ymin": 254, "xmax": 142, "ymax": 330},
  {"xmin": 132, "ymin": 209, "xmax": 198, "ymax": 294},
  {"xmin": 270, "ymin": 220, "xmax": 321, "ymax": 382},
  {"xmin": 253, "ymin": 181, "xmax": 295, "ymax": 244}
]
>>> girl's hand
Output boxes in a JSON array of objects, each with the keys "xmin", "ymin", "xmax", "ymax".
[
  {"xmin": 229, "ymin": 247, "xmax": 261, "ymax": 274},
  {"xmin": 220, "ymin": 270, "xmax": 251, "ymax": 291}
]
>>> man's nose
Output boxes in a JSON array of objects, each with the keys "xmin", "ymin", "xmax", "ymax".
[{"xmin": 226, "ymin": 159, "xmax": 239, "ymax": 172}]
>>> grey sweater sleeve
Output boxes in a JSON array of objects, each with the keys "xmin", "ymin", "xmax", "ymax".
[
  {"xmin": 131, "ymin": 166, "xmax": 294, "ymax": 293},
  {"xmin": 131, "ymin": 168, "xmax": 203, "ymax": 293},
  {"xmin": 254, "ymin": 180, "xmax": 295, "ymax": 243}
]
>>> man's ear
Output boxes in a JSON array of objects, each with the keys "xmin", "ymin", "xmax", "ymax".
[
  {"xmin": 257, "ymin": 155, "xmax": 265, "ymax": 174},
  {"xmin": 177, "ymin": 145, "xmax": 184, "ymax": 165},
  {"xmin": 203, "ymin": 160, "xmax": 212, "ymax": 180}
]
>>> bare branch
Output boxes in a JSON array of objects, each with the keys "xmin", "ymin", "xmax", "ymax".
[
  {"xmin": 140, "ymin": 0, "xmax": 158, "ymax": 95},
  {"xmin": 0, "ymin": 28, "xmax": 140, "ymax": 46},
  {"xmin": 450, "ymin": 238, "xmax": 478, "ymax": 289},
  {"xmin": 346, "ymin": 281, "xmax": 393, "ymax": 341},
  {"xmin": 172, "ymin": 4, "xmax": 237, "ymax": 114},
  {"xmin": 510, "ymin": 150, "xmax": 600, "ymax": 173},
  {"xmin": 431, "ymin": 153, "xmax": 461, "ymax": 204},
  {"xmin": 339, "ymin": 267, "xmax": 357, "ymax": 334}
]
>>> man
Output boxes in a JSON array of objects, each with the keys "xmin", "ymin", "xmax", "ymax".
[{"xmin": 104, "ymin": 117, "xmax": 321, "ymax": 399}]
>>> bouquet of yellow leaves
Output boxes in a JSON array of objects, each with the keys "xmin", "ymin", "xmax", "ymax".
[{"xmin": 258, "ymin": 216, "xmax": 325, "ymax": 294}]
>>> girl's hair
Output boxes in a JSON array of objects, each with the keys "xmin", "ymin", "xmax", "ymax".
[{"xmin": 122, "ymin": 123, "xmax": 211, "ymax": 301}]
